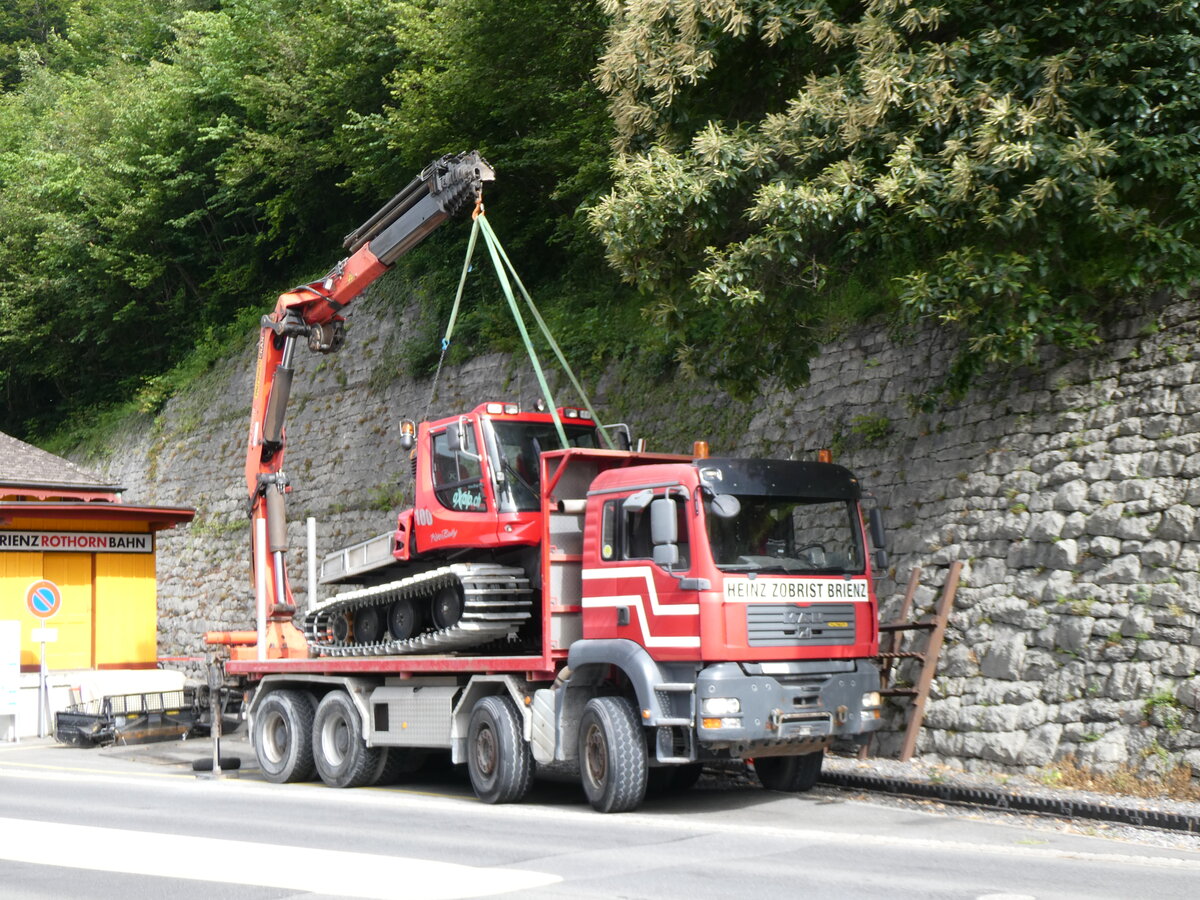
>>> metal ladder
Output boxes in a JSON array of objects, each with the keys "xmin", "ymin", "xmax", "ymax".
[{"xmin": 861, "ymin": 561, "xmax": 962, "ymax": 761}]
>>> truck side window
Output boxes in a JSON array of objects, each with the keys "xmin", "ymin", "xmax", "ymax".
[
  {"xmin": 431, "ymin": 428, "xmax": 487, "ymax": 512},
  {"xmin": 622, "ymin": 494, "xmax": 689, "ymax": 567}
]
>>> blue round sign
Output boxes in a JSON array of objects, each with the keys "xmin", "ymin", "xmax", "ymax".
[{"xmin": 26, "ymin": 580, "xmax": 62, "ymax": 619}]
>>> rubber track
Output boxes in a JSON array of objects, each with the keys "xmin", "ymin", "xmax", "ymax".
[
  {"xmin": 818, "ymin": 770, "xmax": 1200, "ymax": 834},
  {"xmin": 302, "ymin": 563, "xmax": 531, "ymax": 657}
]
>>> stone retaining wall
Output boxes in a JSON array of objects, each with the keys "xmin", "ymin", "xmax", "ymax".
[{"xmin": 84, "ymin": 288, "xmax": 1200, "ymax": 777}]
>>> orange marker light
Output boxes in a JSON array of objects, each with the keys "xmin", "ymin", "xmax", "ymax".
[
  {"xmin": 818, "ymin": 448, "xmax": 833, "ymax": 463},
  {"xmin": 694, "ymin": 441, "xmax": 710, "ymax": 459}
]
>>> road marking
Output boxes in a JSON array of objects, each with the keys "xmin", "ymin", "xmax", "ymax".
[
  {"xmin": 0, "ymin": 758, "xmax": 188, "ymax": 779},
  {"xmin": 0, "ymin": 816, "xmax": 561, "ymax": 899},
  {"xmin": 4, "ymin": 758, "xmax": 1198, "ymax": 872}
]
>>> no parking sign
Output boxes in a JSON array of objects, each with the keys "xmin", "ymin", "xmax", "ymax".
[{"xmin": 25, "ymin": 580, "xmax": 62, "ymax": 620}]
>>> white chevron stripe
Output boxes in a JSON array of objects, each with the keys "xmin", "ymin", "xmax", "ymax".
[{"xmin": 581, "ymin": 566, "xmax": 701, "ymax": 648}]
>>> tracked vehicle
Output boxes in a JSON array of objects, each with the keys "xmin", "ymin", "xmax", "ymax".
[{"xmin": 210, "ymin": 154, "xmax": 887, "ymax": 811}]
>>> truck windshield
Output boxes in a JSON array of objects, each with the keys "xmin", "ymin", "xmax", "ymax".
[
  {"xmin": 489, "ymin": 420, "xmax": 601, "ymax": 512},
  {"xmin": 704, "ymin": 495, "xmax": 865, "ymax": 575}
]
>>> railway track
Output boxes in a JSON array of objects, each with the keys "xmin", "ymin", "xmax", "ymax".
[{"xmin": 817, "ymin": 769, "xmax": 1200, "ymax": 834}]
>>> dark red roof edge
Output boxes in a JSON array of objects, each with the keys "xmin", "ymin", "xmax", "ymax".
[{"xmin": 0, "ymin": 502, "xmax": 196, "ymax": 532}]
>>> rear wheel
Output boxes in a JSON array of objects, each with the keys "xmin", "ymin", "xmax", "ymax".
[
  {"xmin": 754, "ymin": 751, "xmax": 824, "ymax": 793},
  {"xmin": 312, "ymin": 690, "xmax": 382, "ymax": 788},
  {"xmin": 578, "ymin": 696, "xmax": 647, "ymax": 813},
  {"xmin": 253, "ymin": 690, "xmax": 315, "ymax": 783},
  {"xmin": 467, "ymin": 695, "xmax": 534, "ymax": 804}
]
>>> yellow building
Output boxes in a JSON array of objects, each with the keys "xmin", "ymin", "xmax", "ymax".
[{"xmin": 0, "ymin": 432, "xmax": 193, "ymax": 673}]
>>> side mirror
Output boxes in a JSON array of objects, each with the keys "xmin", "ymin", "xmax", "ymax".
[
  {"xmin": 653, "ymin": 544, "xmax": 680, "ymax": 568},
  {"xmin": 709, "ymin": 494, "xmax": 741, "ymax": 519},
  {"xmin": 650, "ymin": 498, "xmax": 677, "ymax": 545},
  {"xmin": 604, "ymin": 423, "xmax": 632, "ymax": 451},
  {"xmin": 868, "ymin": 507, "xmax": 887, "ymax": 550},
  {"xmin": 446, "ymin": 422, "xmax": 463, "ymax": 453}
]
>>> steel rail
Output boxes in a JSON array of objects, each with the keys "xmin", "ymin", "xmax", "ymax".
[{"xmin": 818, "ymin": 770, "xmax": 1200, "ymax": 834}]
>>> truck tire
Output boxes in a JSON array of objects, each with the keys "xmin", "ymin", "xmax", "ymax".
[
  {"xmin": 253, "ymin": 690, "xmax": 316, "ymax": 783},
  {"xmin": 579, "ymin": 696, "xmax": 647, "ymax": 813},
  {"xmin": 755, "ymin": 751, "xmax": 824, "ymax": 793},
  {"xmin": 467, "ymin": 695, "xmax": 534, "ymax": 804},
  {"xmin": 312, "ymin": 690, "xmax": 383, "ymax": 789}
]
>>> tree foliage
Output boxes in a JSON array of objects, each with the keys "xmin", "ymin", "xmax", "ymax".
[
  {"xmin": 590, "ymin": 1, "xmax": 1200, "ymax": 395},
  {"xmin": 0, "ymin": 0, "xmax": 617, "ymax": 438}
]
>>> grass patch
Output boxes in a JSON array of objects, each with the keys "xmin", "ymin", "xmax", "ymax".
[{"xmin": 1039, "ymin": 755, "xmax": 1200, "ymax": 801}]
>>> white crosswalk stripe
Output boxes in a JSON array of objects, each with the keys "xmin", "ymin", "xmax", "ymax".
[{"xmin": 0, "ymin": 816, "xmax": 561, "ymax": 899}]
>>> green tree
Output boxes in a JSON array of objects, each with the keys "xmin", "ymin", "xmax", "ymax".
[
  {"xmin": 590, "ymin": 1, "xmax": 1200, "ymax": 395},
  {"xmin": 346, "ymin": 0, "xmax": 624, "ymax": 368},
  {"xmin": 0, "ymin": 1, "xmax": 69, "ymax": 88}
]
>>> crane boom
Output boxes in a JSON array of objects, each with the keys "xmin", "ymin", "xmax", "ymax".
[{"xmin": 242, "ymin": 152, "xmax": 494, "ymax": 658}]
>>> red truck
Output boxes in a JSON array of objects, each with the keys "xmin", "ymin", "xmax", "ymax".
[{"xmin": 212, "ymin": 154, "xmax": 886, "ymax": 811}]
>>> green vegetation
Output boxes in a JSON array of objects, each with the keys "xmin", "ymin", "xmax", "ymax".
[
  {"xmin": 591, "ymin": 0, "xmax": 1200, "ymax": 397},
  {"xmin": 2, "ymin": 1, "xmax": 1198, "ymax": 442},
  {"xmin": 0, "ymin": 0, "xmax": 627, "ymax": 439}
]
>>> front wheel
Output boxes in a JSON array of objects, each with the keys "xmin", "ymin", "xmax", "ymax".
[
  {"xmin": 467, "ymin": 695, "xmax": 534, "ymax": 804},
  {"xmin": 312, "ymin": 690, "xmax": 382, "ymax": 788},
  {"xmin": 578, "ymin": 696, "xmax": 647, "ymax": 813},
  {"xmin": 754, "ymin": 751, "xmax": 824, "ymax": 793}
]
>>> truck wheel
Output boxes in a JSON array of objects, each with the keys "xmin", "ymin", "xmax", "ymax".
[
  {"xmin": 253, "ymin": 690, "xmax": 316, "ymax": 783},
  {"xmin": 754, "ymin": 751, "xmax": 824, "ymax": 793},
  {"xmin": 579, "ymin": 696, "xmax": 647, "ymax": 813},
  {"xmin": 467, "ymin": 695, "xmax": 534, "ymax": 804},
  {"xmin": 312, "ymin": 691, "xmax": 383, "ymax": 788}
]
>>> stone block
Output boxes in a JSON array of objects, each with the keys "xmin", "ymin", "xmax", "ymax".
[
  {"xmin": 979, "ymin": 633, "xmax": 1027, "ymax": 681},
  {"xmin": 1052, "ymin": 480, "xmax": 1089, "ymax": 511},
  {"xmin": 1086, "ymin": 535, "xmax": 1121, "ymax": 558},
  {"xmin": 1105, "ymin": 662, "xmax": 1156, "ymax": 701},
  {"xmin": 1026, "ymin": 511, "xmax": 1066, "ymax": 541},
  {"xmin": 1055, "ymin": 617, "xmax": 1094, "ymax": 654},
  {"xmin": 1020, "ymin": 723, "xmax": 1063, "ymax": 766},
  {"xmin": 1096, "ymin": 554, "xmax": 1142, "ymax": 584}
]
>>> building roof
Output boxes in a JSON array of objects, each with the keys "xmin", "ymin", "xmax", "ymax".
[
  {"xmin": 0, "ymin": 431, "xmax": 124, "ymax": 497},
  {"xmin": 0, "ymin": 502, "xmax": 194, "ymax": 531}
]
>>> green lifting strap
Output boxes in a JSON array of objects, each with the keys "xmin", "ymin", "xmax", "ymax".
[
  {"xmin": 474, "ymin": 214, "xmax": 569, "ymax": 449},
  {"xmin": 443, "ymin": 211, "xmax": 615, "ymax": 451},
  {"xmin": 475, "ymin": 215, "xmax": 616, "ymax": 451}
]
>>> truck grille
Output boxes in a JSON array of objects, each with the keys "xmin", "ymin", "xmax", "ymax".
[{"xmin": 746, "ymin": 603, "xmax": 857, "ymax": 647}]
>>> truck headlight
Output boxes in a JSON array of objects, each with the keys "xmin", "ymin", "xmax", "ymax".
[
  {"xmin": 862, "ymin": 691, "xmax": 881, "ymax": 708},
  {"xmin": 701, "ymin": 697, "xmax": 741, "ymax": 716}
]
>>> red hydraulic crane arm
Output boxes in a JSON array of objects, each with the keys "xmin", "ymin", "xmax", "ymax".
[{"xmin": 241, "ymin": 152, "xmax": 494, "ymax": 655}]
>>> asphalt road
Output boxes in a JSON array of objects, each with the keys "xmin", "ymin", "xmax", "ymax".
[{"xmin": 1, "ymin": 736, "xmax": 1198, "ymax": 899}]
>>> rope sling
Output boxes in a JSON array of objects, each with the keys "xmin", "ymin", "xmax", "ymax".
[{"xmin": 423, "ymin": 201, "xmax": 616, "ymax": 450}]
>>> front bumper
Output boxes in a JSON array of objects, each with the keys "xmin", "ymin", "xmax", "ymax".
[{"xmin": 695, "ymin": 659, "xmax": 882, "ymax": 758}]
